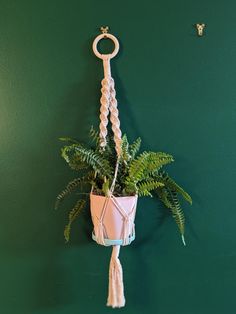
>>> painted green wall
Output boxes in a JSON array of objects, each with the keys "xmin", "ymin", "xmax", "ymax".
[{"xmin": 1, "ymin": 1, "xmax": 236, "ymax": 313}]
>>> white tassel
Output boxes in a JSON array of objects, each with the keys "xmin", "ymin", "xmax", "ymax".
[{"xmin": 107, "ymin": 245, "xmax": 125, "ymax": 308}]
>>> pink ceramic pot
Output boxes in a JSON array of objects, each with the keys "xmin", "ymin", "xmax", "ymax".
[{"xmin": 90, "ymin": 193, "xmax": 138, "ymax": 246}]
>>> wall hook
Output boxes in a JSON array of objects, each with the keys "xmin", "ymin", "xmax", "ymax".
[
  {"xmin": 100, "ymin": 26, "xmax": 109, "ymax": 37},
  {"xmin": 196, "ymin": 23, "xmax": 205, "ymax": 36}
]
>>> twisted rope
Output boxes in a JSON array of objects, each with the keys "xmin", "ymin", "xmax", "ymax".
[
  {"xmin": 109, "ymin": 77, "xmax": 122, "ymax": 157},
  {"xmin": 99, "ymin": 58, "xmax": 122, "ymax": 159},
  {"xmin": 99, "ymin": 78, "xmax": 110, "ymax": 149}
]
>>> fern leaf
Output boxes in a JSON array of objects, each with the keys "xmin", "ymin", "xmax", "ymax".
[
  {"xmin": 74, "ymin": 146, "xmax": 113, "ymax": 178},
  {"xmin": 137, "ymin": 180, "xmax": 164, "ymax": 197},
  {"xmin": 157, "ymin": 187, "xmax": 185, "ymax": 243},
  {"xmin": 129, "ymin": 137, "xmax": 141, "ymax": 159},
  {"xmin": 127, "ymin": 151, "xmax": 150, "ymax": 183},
  {"xmin": 126, "ymin": 151, "xmax": 173, "ymax": 186},
  {"xmin": 124, "ymin": 181, "xmax": 137, "ymax": 195},
  {"xmin": 61, "ymin": 145, "xmax": 112, "ymax": 178},
  {"xmin": 61, "ymin": 144, "xmax": 88, "ymax": 171},
  {"xmin": 156, "ymin": 187, "xmax": 173, "ymax": 208},
  {"xmin": 121, "ymin": 134, "xmax": 131, "ymax": 162},
  {"xmin": 167, "ymin": 190, "xmax": 185, "ymax": 235},
  {"xmin": 64, "ymin": 199, "xmax": 86, "ymax": 242},
  {"xmin": 144, "ymin": 152, "xmax": 174, "ymax": 174},
  {"xmin": 59, "ymin": 137, "xmax": 80, "ymax": 144},
  {"xmin": 89, "ymin": 126, "xmax": 100, "ymax": 146},
  {"xmin": 157, "ymin": 171, "xmax": 192, "ymax": 204},
  {"xmin": 103, "ymin": 133, "xmax": 116, "ymax": 157},
  {"xmin": 55, "ymin": 177, "xmax": 86, "ymax": 209}
]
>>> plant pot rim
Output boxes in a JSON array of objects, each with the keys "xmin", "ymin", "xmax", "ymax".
[{"xmin": 90, "ymin": 192, "xmax": 138, "ymax": 199}]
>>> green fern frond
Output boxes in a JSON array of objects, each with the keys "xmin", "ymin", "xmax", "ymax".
[
  {"xmin": 144, "ymin": 152, "xmax": 174, "ymax": 174},
  {"xmin": 103, "ymin": 133, "xmax": 116, "ymax": 157},
  {"xmin": 126, "ymin": 151, "xmax": 150, "ymax": 184},
  {"xmin": 55, "ymin": 177, "xmax": 86, "ymax": 209},
  {"xmin": 126, "ymin": 152, "xmax": 173, "ymax": 186},
  {"xmin": 74, "ymin": 146, "xmax": 113, "ymax": 178},
  {"xmin": 156, "ymin": 187, "xmax": 186, "ymax": 245},
  {"xmin": 61, "ymin": 144, "xmax": 88, "ymax": 171},
  {"xmin": 61, "ymin": 145, "xmax": 112, "ymax": 178},
  {"xmin": 156, "ymin": 187, "xmax": 173, "ymax": 208},
  {"xmin": 68, "ymin": 160, "xmax": 88, "ymax": 171},
  {"xmin": 137, "ymin": 180, "xmax": 164, "ymax": 197},
  {"xmin": 89, "ymin": 126, "xmax": 100, "ymax": 146},
  {"xmin": 124, "ymin": 151, "xmax": 151, "ymax": 194},
  {"xmin": 64, "ymin": 199, "xmax": 86, "ymax": 242},
  {"xmin": 59, "ymin": 137, "xmax": 80, "ymax": 144},
  {"xmin": 129, "ymin": 137, "xmax": 141, "ymax": 159},
  {"xmin": 167, "ymin": 190, "xmax": 185, "ymax": 244},
  {"xmin": 124, "ymin": 181, "xmax": 137, "ymax": 195},
  {"xmin": 157, "ymin": 171, "xmax": 192, "ymax": 204},
  {"xmin": 121, "ymin": 134, "xmax": 131, "ymax": 162}
]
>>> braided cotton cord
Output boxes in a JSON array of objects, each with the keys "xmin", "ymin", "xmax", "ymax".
[
  {"xmin": 99, "ymin": 59, "xmax": 122, "ymax": 158},
  {"xmin": 99, "ymin": 77, "xmax": 110, "ymax": 149},
  {"xmin": 93, "ymin": 31, "xmax": 125, "ymax": 308},
  {"xmin": 107, "ymin": 245, "xmax": 125, "ymax": 307},
  {"xmin": 93, "ymin": 33, "xmax": 122, "ymax": 159},
  {"xmin": 109, "ymin": 77, "xmax": 122, "ymax": 157}
]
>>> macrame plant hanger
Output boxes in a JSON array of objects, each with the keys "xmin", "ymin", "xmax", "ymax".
[{"xmin": 91, "ymin": 27, "xmax": 137, "ymax": 308}]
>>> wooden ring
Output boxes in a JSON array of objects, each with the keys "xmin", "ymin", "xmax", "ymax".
[{"xmin": 92, "ymin": 33, "xmax": 119, "ymax": 60}]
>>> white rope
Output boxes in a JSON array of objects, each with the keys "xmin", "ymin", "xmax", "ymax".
[
  {"xmin": 109, "ymin": 77, "xmax": 122, "ymax": 157},
  {"xmin": 94, "ymin": 196, "xmax": 110, "ymax": 245},
  {"xmin": 107, "ymin": 245, "xmax": 125, "ymax": 308},
  {"xmin": 99, "ymin": 57, "xmax": 122, "ymax": 157},
  {"xmin": 111, "ymin": 196, "xmax": 137, "ymax": 245},
  {"xmin": 93, "ymin": 31, "xmax": 126, "ymax": 308},
  {"xmin": 99, "ymin": 77, "xmax": 110, "ymax": 149}
]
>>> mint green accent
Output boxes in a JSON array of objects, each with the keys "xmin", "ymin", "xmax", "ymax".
[{"xmin": 92, "ymin": 233, "xmax": 135, "ymax": 246}]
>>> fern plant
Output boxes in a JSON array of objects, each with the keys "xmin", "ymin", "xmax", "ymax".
[{"xmin": 56, "ymin": 126, "xmax": 192, "ymax": 244}]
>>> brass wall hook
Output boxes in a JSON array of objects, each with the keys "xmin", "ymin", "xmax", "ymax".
[
  {"xmin": 100, "ymin": 26, "xmax": 109, "ymax": 37},
  {"xmin": 196, "ymin": 23, "xmax": 205, "ymax": 36}
]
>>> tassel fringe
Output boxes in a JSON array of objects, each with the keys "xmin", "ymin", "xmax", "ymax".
[{"xmin": 107, "ymin": 245, "xmax": 125, "ymax": 308}]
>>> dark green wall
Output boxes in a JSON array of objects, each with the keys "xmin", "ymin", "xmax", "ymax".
[{"xmin": 1, "ymin": 1, "xmax": 236, "ymax": 313}]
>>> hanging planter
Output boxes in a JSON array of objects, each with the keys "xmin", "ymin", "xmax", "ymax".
[
  {"xmin": 90, "ymin": 194, "xmax": 137, "ymax": 247},
  {"xmin": 90, "ymin": 193, "xmax": 137, "ymax": 307},
  {"xmin": 56, "ymin": 27, "xmax": 192, "ymax": 308}
]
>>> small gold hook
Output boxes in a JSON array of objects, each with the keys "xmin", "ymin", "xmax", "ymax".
[
  {"xmin": 100, "ymin": 26, "xmax": 109, "ymax": 38},
  {"xmin": 196, "ymin": 23, "xmax": 205, "ymax": 36}
]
